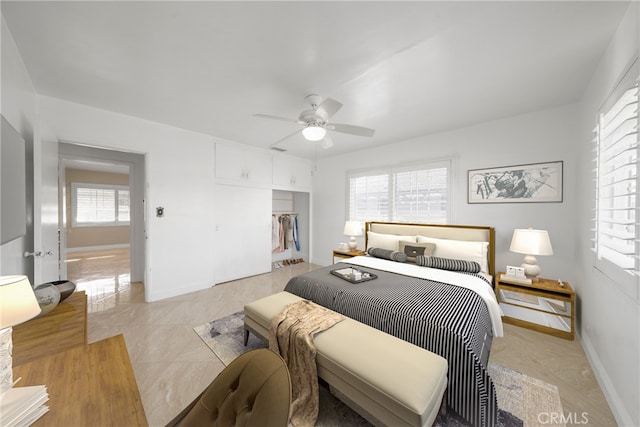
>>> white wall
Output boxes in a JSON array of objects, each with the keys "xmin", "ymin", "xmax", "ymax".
[
  {"xmin": 312, "ymin": 103, "xmax": 580, "ymax": 284},
  {"xmin": 38, "ymin": 96, "xmax": 218, "ymax": 302},
  {"xmin": 0, "ymin": 14, "xmax": 38, "ymax": 278},
  {"xmin": 577, "ymin": 3, "xmax": 639, "ymax": 426}
]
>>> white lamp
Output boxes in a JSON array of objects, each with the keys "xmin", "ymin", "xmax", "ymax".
[
  {"xmin": 0, "ymin": 275, "xmax": 41, "ymax": 393},
  {"xmin": 301, "ymin": 125, "xmax": 326, "ymax": 141},
  {"xmin": 509, "ymin": 228, "xmax": 554, "ymax": 282},
  {"xmin": 343, "ymin": 221, "xmax": 363, "ymax": 250}
]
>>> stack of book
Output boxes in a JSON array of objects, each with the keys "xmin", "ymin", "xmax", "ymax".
[
  {"xmin": 0, "ymin": 385, "xmax": 49, "ymax": 426},
  {"xmin": 500, "ymin": 273, "xmax": 532, "ymax": 285}
]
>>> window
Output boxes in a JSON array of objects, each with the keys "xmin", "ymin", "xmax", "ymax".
[
  {"xmin": 72, "ymin": 183, "xmax": 130, "ymax": 227},
  {"xmin": 592, "ymin": 59, "xmax": 639, "ymax": 286},
  {"xmin": 347, "ymin": 159, "xmax": 450, "ymax": 223}
]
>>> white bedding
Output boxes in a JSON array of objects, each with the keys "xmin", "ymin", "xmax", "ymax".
[{"xmin": 341, "ymin": 256, "xmax": 504, "ymax": 337}]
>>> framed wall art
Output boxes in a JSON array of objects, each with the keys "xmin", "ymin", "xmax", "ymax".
[{"xmin": 468, "ymin": 161, "xmax": 563, "ymax": 204}]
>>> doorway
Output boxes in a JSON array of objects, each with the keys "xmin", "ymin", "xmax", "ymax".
[{"xmin": 58, "ymin": 143, "xmax": 145, "ymax": 310}]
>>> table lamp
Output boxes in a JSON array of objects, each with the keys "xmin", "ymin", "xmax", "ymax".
[
  {"xmin": 509, "ymin": 228, "xmax": 553, "ymax": 282},
  {"xmin": 0, "ymin": 275, "xmax": 41, "ymax": 393},
  {"xmin": 343, "ymin": 221, "xmax": 363, "ymax": 250}
]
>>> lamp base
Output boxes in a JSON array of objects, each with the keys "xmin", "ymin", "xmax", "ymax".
[
  {"xmin": 521, "ymin": 255, "xmax": 541, "ymax": 282},
  {"xmin": 348, "ymin": 237, "xmax": 358, "ymax": 250},
  {"xmin": 0, "ymin": 327, "xmax": 13, "ymax": 394}
]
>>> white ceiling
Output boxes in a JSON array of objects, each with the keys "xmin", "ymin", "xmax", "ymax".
[{"xmin": 1, "ymin": 1, "xmax": 630, "ymax": 159}]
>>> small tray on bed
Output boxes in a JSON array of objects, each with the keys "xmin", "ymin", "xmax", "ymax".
[{"xmin": 330, "ymin": 267, "xmax": 377, "ymax": 284}]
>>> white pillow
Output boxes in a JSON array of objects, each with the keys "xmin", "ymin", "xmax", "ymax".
[
  {"xmin": 367, "ymin": 231, "xmax": 416, "ymax": 251},
  {"xmin": 416, "ymin": 235, "xmax": 489, "ymax": 274}
]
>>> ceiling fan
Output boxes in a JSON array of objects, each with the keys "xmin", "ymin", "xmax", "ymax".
[{"xmin": 254, "ymin": 94, "xmax": 375, "ymax": 149}]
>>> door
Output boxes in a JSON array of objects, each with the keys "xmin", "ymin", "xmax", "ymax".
[
  {"xmin": 33, "ymin": 136, "xmax": 60, "ymax": 284},
  {"xmin": 214, "ymin": 184, "xmax": 272, "ymax": 283}
]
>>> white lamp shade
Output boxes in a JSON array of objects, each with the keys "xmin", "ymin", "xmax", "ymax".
[
  {"xmin": 510, "ymin": 229, "xmax": 553, "ymax": 256},
  {"xmin": 343, "ymin": 221, "xmax": 363, "ymax": 237},
  {"xmin": 301, "ymin": 125, "xmax": 326, "ymax": 141},
  {"xmin": 0, "ymin": 275, "xmax": 41, "ymax": 328}
]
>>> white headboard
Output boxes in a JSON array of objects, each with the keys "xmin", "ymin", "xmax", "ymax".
[{"xmin": 365, "ymin": 222, "xmax": 496, "ymax": 279}]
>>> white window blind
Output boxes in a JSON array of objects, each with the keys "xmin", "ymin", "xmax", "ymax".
[
  {"xmin": 118, "ymin": 190, "xmax": 130, "ymax": 222},
  {"xmin": 347, "ymin": 160, "xmax": 450, "ymax": 223},
  {"xmin": 349, "ymin": 173, "xmax": 389, "ymax": 221},
  {"xmin": 72, "ymin": 183, "xmax": 130, "ymax": 227},
  {"xmin": 592, "ymin": 60, "xmax": 639, "ymax": 285}
]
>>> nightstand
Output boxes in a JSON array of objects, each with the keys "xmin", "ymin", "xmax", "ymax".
[
  {"xmin": 496, "ymin": 272, "xmax": 575, "ymax": 340},
  {"xmin": 332, "ymin": 249, "xmax": 366, "ymax": 264}
]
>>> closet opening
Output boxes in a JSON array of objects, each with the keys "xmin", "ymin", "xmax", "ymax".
[{"xmin": 272, "ymin": 190, "xmax": 309, "ymax": 269}]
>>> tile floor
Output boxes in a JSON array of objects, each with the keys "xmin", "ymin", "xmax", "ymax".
[{"xmin": 67, "ymin": 248, "xmax": 616, "ymax": 427}]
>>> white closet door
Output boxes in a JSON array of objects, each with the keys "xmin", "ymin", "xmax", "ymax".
[{"xmin": 214, "ymin": 184, "xmax": 272, "ymax": 284}]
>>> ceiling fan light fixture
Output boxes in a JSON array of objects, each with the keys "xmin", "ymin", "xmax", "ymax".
[{"xmin": 302, "ymin": 125, "xmax": 326, "ymax": 141}]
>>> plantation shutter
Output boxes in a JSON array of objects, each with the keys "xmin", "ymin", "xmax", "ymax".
[
  {"xmin": 592, "ymin": 60, "xmax": 639, "ymax": 285},
  {"xmin": 76, "ymin": 187, "xmax": 117, "ymax": 223},
  {"xmin": 72, "ymin": 183, "xmax": 130, "ymax": 226},
  {"xmin": 348, "ymin": 172, "xmax": 389, "ymax": 222},
  {"xmin": 347, "ymin": 159, "xmax": 450, "ymax": 223},
  {"xmin": 393, "ymin": 162, "xmax": 448, "ymax": 223}
]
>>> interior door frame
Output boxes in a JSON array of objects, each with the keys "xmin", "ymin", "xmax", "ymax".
[{"xmin": 58, "ymin": 142, "xmax": 146, "ymax": 283}]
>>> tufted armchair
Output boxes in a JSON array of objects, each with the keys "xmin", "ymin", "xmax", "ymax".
[{"xmin": 166, "ymin": 349, "xmax": 292, "ymax": 427}]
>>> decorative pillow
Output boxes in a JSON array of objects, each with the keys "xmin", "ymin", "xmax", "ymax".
[
  {"xmin": 416, "ymin": 235, "xmax": 489, "ymax": 274},
  {"xmin": 399, "ymin": 241, "xmax": 436, "ymax": 263},
  {"xmin": 416, "ymin": 255, "xmax": 481, "ymax": 273},
  {"xmin": 366, "ymin": 231, "xmax": 415, "ymax": 251},
  {"xmin": 367, "ymin": 247, "xmax": 408, "ymax": 263}
]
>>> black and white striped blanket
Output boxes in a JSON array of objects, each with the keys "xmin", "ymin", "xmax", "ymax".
[{"xmin": 284, "ymin": 258, "xmax": 500, "ymax": 427}]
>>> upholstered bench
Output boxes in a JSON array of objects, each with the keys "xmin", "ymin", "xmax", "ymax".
[{"xmin": 244, "ymin": 291, "xmax": 448, "ymax": 427}]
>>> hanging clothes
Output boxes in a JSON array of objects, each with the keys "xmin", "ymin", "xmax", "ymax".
[
  {"xmin": 293, "ymin": 215, "xmax": 300, "ymax": 251},
  {"xmin": 273, "ymin": 215, "xmax": 285, "ymax": 253},
  {"xmin": 283, "ymin": 215, "xmax": 293, "ymax": 250},
  {"xmin": 272, "ymin": 215, "xmax": 280, "ymax": 251},
  {"xmin": 272, "ymin": 213, "xmax": 299, "ymax": 253},
  {"xmin": 279, "ymin": 216, "xmax": 286, "ymax": 252}
]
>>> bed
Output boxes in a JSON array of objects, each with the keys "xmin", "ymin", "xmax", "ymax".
[{"xmin": 283, "ymin": 221, "xmax": 503, "ymax": 427}]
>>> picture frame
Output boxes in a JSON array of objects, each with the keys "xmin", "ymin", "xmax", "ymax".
[{"xmin": 468, "ymin": 161, "xmax": 563, "ymax": 204}]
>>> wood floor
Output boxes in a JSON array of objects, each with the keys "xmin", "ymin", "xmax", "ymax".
[{"xmin": 67, "ymin": 248, "xmax": 616, "ymax": 427}]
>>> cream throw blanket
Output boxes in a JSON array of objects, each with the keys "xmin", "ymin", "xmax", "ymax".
[{"xmin": 269, "ymin": 300, "xmax": 344, "ymax": 427}]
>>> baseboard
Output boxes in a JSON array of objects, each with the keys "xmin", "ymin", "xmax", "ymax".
[
  {"xmin": 66, "ymin": 244, "xmax": 130, "ymax": 253},
  {"xmin": 580, "ymin": 331, "xmax": 635, "ymax": 426}
]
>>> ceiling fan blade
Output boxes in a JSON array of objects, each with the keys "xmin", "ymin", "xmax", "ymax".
[
  {"xmin": 328, "ymin": 123, "xmax": 375, "ymax": 137},
  {"xmin": 268, "ymin": 129, "xmax": 302, "ymax": 149},
  {"xmin": 254, "ymin": 113, "xmax": 301, "ymax": 124},
  {"xmin": 315, "ymin": 98, "xmax": 342, "ymax": 119}
]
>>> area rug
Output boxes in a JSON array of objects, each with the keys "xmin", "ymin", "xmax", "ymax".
[{"xmin": 195, "ymin": 312, "xmax": 564, "ymax": 427}]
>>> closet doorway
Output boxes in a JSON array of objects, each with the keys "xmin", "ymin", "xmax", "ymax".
[{"xmin": 272, "ymin": 190, "xmax": 310, "ymax": 268}]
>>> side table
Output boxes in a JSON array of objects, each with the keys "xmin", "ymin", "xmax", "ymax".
[
  {"xmin": 12, "ymin": 290, "xmax": 88, "ymax": 366},
  {"xmin": 333, "ymin": 249, "xmax": 366, "ymax": 264},
  {"xmin": 13, "ymin": 334, "xmax": 148, "ymax": 426},
  {"xmin": 496, "ymin": 273, "xmax": 575, "ymax": 340}
]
